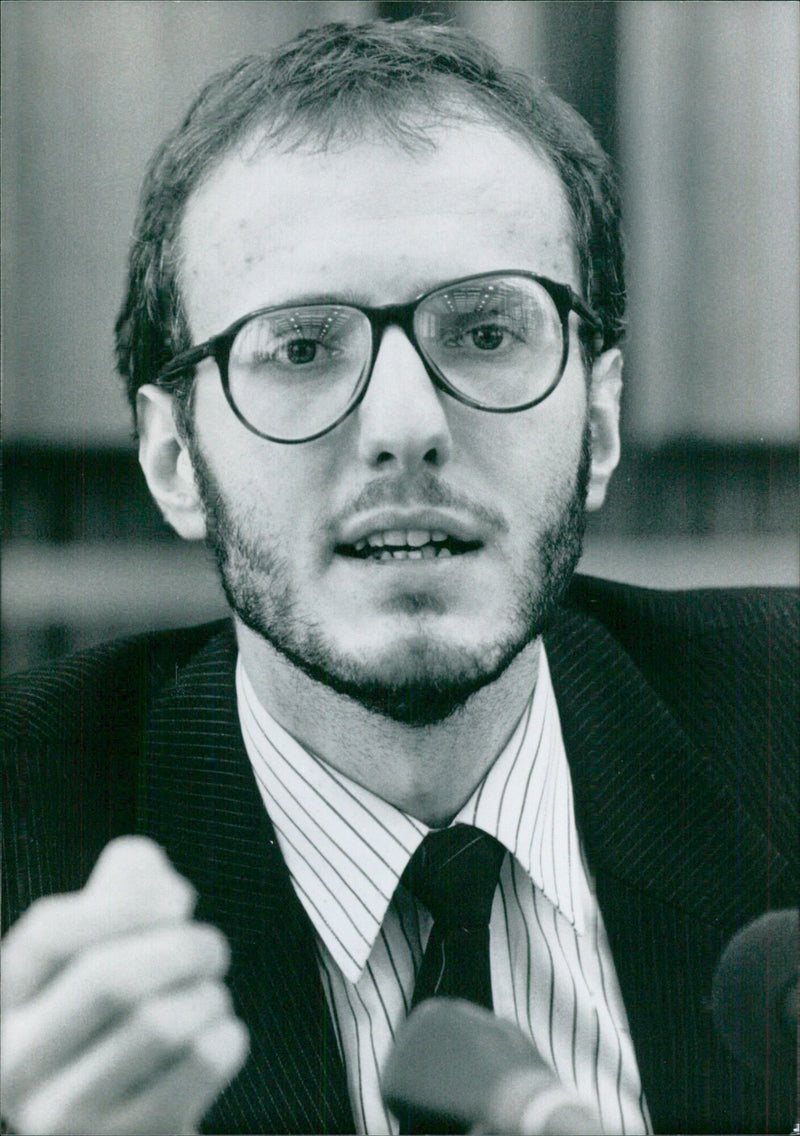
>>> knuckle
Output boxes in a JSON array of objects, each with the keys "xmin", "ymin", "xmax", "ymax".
[
  {"xmin": 25, "ymin": 892, "xmax": 63, "ymax": 926},
  {"xmin": 193, "ymin": 1016, "xmax": 249, "ymax": 1082},
  {"xmin": 133, "ymin": 980, "xmax": 232, "ymax": 1053},
  {"xmin": 12, "ymin": 895, "xmax": 63, "ymax": 952},
  {"xmin": 193, "ymin": 978, "xmax": 234, "ymax": 1025},
  {"xmin": 2, "ymin": 894, "xmax": 78, "ymax": 1006},
  {"xmin": 132, "ymin": 999, "xmax": 184, "ymax": 1056},
  {"xmin": 75, "ymin": 954, "xmax": 133, "ymax": 1018},
  {"xmin": 207, "ymin": 979, "xmax": 233, "ymax": 1015},
  {"xmin": 91, "ymin": 838, "xmax": 194, "ymax": 909},
  {"xmin": 94, "ymin": 835, "xmax": 166, "ymax": 874},
  {"xmin": 185, "ymin": 976, "xmax": 231, "ymax": 1014},
  {"xmin": 192, "ymin": 923, "xmax": 230, "ymax": 971}
]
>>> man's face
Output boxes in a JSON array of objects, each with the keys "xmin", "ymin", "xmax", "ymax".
[{"xmin": 176, "ymin": 121, "xmax": 594, "ymax": 723}]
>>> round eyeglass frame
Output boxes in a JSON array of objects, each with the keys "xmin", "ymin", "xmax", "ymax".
[{"xmin": 156, "ymin": 270, "xmax": 603, "ymax": 444}]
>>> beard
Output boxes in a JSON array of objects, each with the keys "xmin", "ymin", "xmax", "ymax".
[{"xmin": 191, "ymin": 423, "xmax": 590, "ymax": 727}]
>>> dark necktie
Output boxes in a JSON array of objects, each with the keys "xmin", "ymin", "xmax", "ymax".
[
  {"xmin": 403, "ymin": 823, "xmax": 506, "ymax": 1009},
  {"xmin": 395, "ymin": 824, "xmax": 505, "ymax": 1133}
]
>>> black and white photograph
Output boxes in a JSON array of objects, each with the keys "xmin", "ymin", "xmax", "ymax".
[{"xmin": 2, "ymin": 2, "xmax": 797, "ymax": 1133}]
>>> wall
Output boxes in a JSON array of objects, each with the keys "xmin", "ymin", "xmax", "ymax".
[{"xmin": 619, "ymin": 1, "xmax": 799, "ymax": 443}]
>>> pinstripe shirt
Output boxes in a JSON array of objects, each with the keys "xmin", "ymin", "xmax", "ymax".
[{"xmin": 237, "ymin": 647, "xmax": 651, "ymax": 1135}]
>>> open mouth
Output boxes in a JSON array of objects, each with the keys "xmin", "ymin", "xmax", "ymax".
[{"xmin": 336, "ymin": 528, "xmax": 482, "ymax": 562}]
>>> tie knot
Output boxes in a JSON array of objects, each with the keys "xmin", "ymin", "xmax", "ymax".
[{"xmin": 401, "ymin": 824, "xmax": 505, "ymax": 930}]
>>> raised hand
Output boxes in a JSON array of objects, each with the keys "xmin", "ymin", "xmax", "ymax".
[{"xmin": 1, "ymin": 837, "xmax": 249, "ymax": 1135}]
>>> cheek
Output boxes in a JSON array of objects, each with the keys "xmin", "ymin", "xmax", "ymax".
[
  {"xmin": 192, "ymin": 369, "xmax": 334, "ymax": 521},
  {"xmin": 477, "ymin": 380, "xmax": 587, "ymax": 512}
]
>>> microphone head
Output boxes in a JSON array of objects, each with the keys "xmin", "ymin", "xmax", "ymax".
[
  {"xmin": 382, "ymin": 998, "xmax": 539, "ymax": 1127},
  {"xmin": 711, "ymin": 908, "xmax": 798, "ymax": 1074},
  {"xmin": 381, "ymin": 998, "xmax": 600, "ymax": 1134}
]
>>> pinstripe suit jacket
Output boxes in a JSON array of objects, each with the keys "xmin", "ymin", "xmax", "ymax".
[{"xmin": 2, "ymin": 576, "xmax": 797, "ymax": 1134}]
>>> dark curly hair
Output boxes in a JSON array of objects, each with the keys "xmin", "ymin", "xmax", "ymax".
[{"xmin": 115, "ymin": 19, "xmax": 625, "ymax": 430}]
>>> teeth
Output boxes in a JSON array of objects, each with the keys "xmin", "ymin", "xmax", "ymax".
[
  {"xmin": 362, "ymin": 529, "xmax": 449, "ymax": 549},
  {"xmin": 369, "ymin": 545, "xmax": 456, "ymax": 563},
  {"xmin": 349, "ymin": 529, "xmax": 468, "ymax": 560}
]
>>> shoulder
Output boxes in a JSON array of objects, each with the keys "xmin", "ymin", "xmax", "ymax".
[
  {"xmin": 562, "ymin": 573, "xmax": 798, "ymax": 712},
  {"xmin": 2, "ymin": 621, "xmax": 235, "ymax": 927},
  {"xmin": 2, "ymin": 620, "xmax": 232, "ymax": 749},
  {"xmin": 564, "ymin": 575, "xmax": 797, "ymax": 696},
  {"xmin": 565, "ymin": 573, "xmax": 798, "ymax": 648},
  {"xmin": 561, "ymin": 575, "xmax": 798, "ymax": 861}
]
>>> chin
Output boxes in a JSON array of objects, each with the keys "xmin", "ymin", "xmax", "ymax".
[
  {"xmin": 224, "ymin": 526, "xmax": 580, "ymax": 724},
  {"xmin": 259, "ymin": 622, "xmax": 536, "ymax": 727},
  {"xmin": 227, "ymin": 562, "xmax": 570, "ymax": 726}
]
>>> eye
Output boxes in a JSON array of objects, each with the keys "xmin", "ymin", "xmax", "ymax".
[
  {"xmin": 285, "ymin": 339, "xmax": 319, "ymax": 365},
  {"xmin": 469, "ymin": 325, "xmax": 505, "ymax": 351}
]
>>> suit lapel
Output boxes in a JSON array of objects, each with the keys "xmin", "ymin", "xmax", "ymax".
[
  {"xmin": 544, "ymin": 600, "xmax": 791, "ymax": 1132},
  {"xmin": 545, "ymin": 601, "xmax": 787, "ymax": 926},
  {"xmin": 139, "ymin": 625, "xmax": 353, "ymax": 1135}
]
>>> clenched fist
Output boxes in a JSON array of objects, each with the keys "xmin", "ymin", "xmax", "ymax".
[{"xmin": 1, "ymin": 837, "xmax": 249, "ymax": 1135}]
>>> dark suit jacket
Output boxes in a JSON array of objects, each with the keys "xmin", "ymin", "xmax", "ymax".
[{"xmin": 3, "ymin": 576, "xmax": 797, "ymax": 1134}]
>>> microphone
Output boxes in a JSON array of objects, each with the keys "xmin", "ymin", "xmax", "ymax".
[
  {"xmin": 711, "ymin": 908, "xmax": 798, "ymax": 1075},
  {"xmin": 382, "ymin": 998, "xmax": 600, "ymax": 1135}
]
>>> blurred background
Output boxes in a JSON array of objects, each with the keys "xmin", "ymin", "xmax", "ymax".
[{"xmin": 3, "ymin": 0, "xmax": 798, "ymax": 674}]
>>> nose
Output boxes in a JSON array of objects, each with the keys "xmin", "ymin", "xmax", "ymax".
[{"xmin": 356, "ymin": 326, "xmax": 453, "ymax": 470}]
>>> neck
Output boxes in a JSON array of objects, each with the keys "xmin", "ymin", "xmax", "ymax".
[{"xmin": 235, "ymin": 623, "xmax": 540, "ymax": 827}]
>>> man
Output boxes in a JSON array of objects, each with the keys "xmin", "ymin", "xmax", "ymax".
[{"xmin": 1, "ymin": 20, "xmax": 796, "ymax": 1136}]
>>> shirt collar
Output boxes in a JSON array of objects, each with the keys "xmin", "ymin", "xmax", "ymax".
[{"xmin": 236, "ymin": 643, "xmax": 584, "ymax": 984}]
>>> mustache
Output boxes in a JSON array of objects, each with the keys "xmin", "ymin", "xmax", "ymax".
[{"xmin": 328, "ymin": 473, "xmax": 509, "ymax": 535}]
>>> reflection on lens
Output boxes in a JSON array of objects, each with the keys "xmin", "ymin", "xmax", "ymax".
[
  {"xmin": 228, "ymin": 306, "xmax": 370, "ymax": 440},
  {"xmin": 416, "ymin": 276, "xmax": 563, "ymax": 409}
]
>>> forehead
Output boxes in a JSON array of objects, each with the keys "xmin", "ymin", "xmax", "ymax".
[{"xmin": 178, "ymin": 119, "xmax": 578, "ymax": 337}]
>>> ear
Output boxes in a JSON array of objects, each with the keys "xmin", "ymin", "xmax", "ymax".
[
  {"xmin": 586, "ymin": 348, "xmax": 623, "ymax": 511},
  {"xmin": 136, "ymin": 385, "xmax": 207, "ymax": 540}
]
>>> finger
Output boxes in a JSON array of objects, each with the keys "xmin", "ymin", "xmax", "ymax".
[
  {"xmin": 86, "ymin": 837, "xmax": 196, "ymax": 917},
  {"xmin": 5, "ymin": 982, "xmax": 237, "ymax": 1135},
  {"xmin": 106, "ymin": 1016, "xmax": 250, "ymax": 1136},
  {"xmin": 14, "ymin": 1013, "xmax": 246, "ymax": 1136},
  {"xmin": 3, "ymin": 923, "xmax": 230, "ymax": 1100},
  {"xmin": 2, "ymin": 837, "xmax": 196, "ymax": 1011}
]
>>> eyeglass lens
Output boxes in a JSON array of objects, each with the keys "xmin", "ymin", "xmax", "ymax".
[{"xmin": 227, "ymin": 275, "xmax": 565, "ymax": 441}]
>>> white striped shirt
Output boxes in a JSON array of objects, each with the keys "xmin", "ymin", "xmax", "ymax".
[{"xmin": 236, "ymin": 647, "xmax": 650, "ymax": 1135}]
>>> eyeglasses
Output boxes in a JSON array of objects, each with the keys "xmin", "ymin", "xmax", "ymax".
[{"xmin": 157, "ymin": 271, "xmax": 602, "ymax": 444}]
